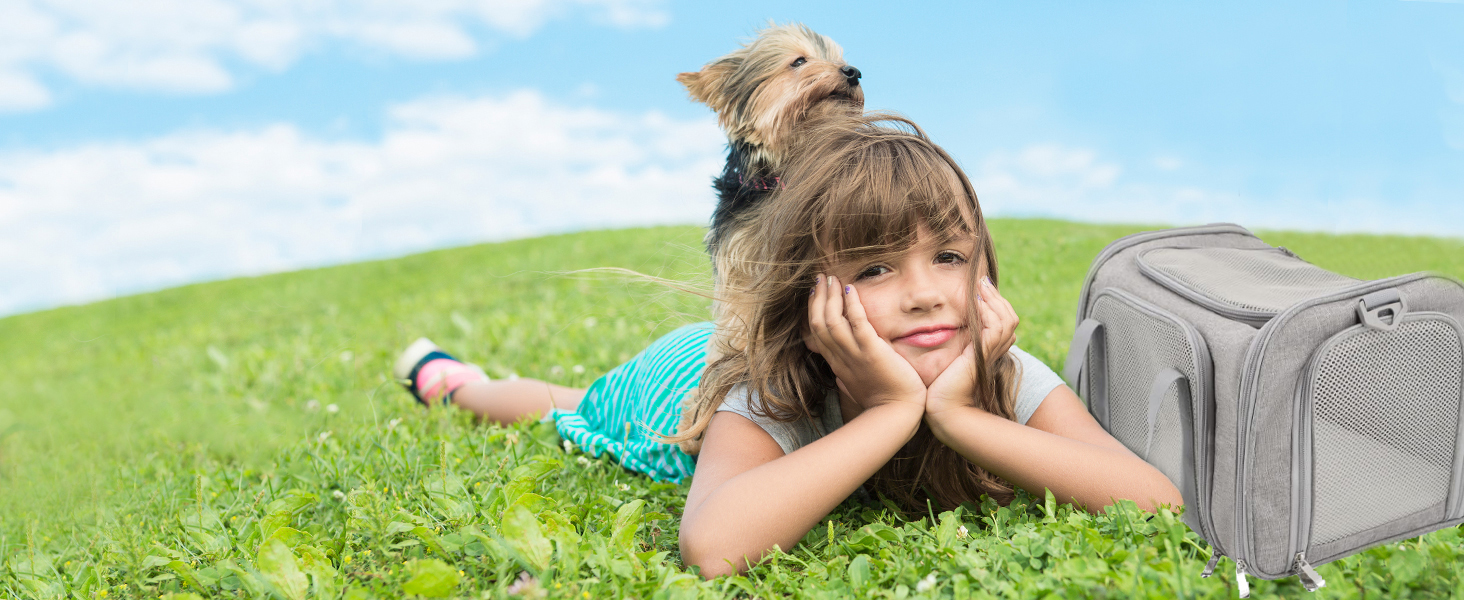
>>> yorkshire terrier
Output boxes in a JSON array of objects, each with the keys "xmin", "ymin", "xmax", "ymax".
[
  {"xmin": 679, "ymin": 22, "xmax": 864, "ymax": 266},
  {"xmin": 678, "ymin": 23, "xmax": 863, "ymax": 359}
]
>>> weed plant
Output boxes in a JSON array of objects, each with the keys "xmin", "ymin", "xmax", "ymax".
[{"xmin": 3, "ymin": 221, "xmax": 1464, "ymax": 598}]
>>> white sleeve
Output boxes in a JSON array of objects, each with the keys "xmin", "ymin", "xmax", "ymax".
[
  {"xmin": 1009, "ymin": 345, "xmax": 1066, "ymax": 425},
  {"xmin": 714, "ymin": 384, "xmax": 821, "ymax": 455}
]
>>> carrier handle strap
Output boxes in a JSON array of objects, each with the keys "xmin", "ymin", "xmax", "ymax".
[
  {"xmin": 1064, "ymin": 318, "xmax": 1107, "ymax": 428},
  {"xmin": 1149, "ymin": 367, "xmax": 1199, "ymax": 524}
]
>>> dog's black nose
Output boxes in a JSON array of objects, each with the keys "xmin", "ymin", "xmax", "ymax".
[{"xmin": 842, "ymin": 65, "xmax": 861, "ymax": 86}]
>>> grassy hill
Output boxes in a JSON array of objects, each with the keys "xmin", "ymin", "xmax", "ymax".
[{"xmin": 3, "ymin": 220, "xmax": 1463, "ymax": 598}]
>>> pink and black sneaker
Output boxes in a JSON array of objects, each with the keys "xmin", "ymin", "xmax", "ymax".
[{"xmin": 392, "ymin": 338, "xmax": 488, "ymax": 406}]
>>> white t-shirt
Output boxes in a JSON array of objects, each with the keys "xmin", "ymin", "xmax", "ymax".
[{"xmin": 715, "ymin": 345, "xmax": 1067, "ymax": 454}]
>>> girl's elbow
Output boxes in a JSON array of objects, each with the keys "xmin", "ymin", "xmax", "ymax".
[
  {"xmin": 688, "ymin": 557, "xmax": 739, "ymax": 580},
  {"xmin": 1136, "ymin": 481, "xmax": 1185, "ymax": 515},
  {"xmin": 678, "ymin": 531, "xmax": 740, "ymax": 579}
]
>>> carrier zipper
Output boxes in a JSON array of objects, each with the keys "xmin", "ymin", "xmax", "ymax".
[
  {"xmin": 1235, "ymin": 559, "xmax": 1251, "ymax": 598},
  {"xmin": 1188, "ymin": 315, "xmax": 1220, "ymax": 548},
  {"xmin": 1295, "ymin": 553, "xmax": 1326, "ymax": 592},
  {"xmin": 1200, "ymin": 551, "xmax": 1221, "ymax": 578},
  {"xmin": 1288, "ymin": 340, "xmax": 1329, "ymax": 572}
]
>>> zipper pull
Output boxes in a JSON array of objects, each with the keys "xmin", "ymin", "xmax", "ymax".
[
  {"xmin": 1295, "ymin": 553, "xmax": 1327, "ymax": 592},
  {"xmin": 1236, "ymin": 559, "xmax": 1251, "ymax": 598},
  {"xmin": 1200, "ymin": 551, "xmax": 1221, "ymax": 578}
]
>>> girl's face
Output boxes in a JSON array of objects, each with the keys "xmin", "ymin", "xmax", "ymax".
[{"xmin": 828, "ymin": 223, "xmax": 983, "ymax": 386}]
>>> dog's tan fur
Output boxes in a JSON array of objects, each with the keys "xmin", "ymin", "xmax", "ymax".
[{"xmin": 677, "ymin": 23, "xmax": 864, "ymax": 171}]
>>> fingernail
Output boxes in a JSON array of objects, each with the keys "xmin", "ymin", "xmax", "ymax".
[
  {"xmin": 982, "ymin": 276, "xmax": 992, "ymax": 287},
  {"xmin": 810, "ymin": 286, "xmax": 816, "ymax": 296},
  {"xmin": 844, "ymin": 285, "xmax": 851, "ymax": 295}
]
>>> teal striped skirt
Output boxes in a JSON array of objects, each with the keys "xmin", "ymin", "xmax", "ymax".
[{"xmin": 553, "ymin": 321, "xmax": 712, "ymax": 482}]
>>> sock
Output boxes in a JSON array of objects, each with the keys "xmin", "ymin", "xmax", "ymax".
[{"xmin": 410, "ymin": 353, "xmax": 487, "ymax": 404}]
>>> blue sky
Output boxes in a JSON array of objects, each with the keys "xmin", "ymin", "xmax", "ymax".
[{"xmin": 1, "ymin": 0, "xmax": 1462, "ymax": 316}]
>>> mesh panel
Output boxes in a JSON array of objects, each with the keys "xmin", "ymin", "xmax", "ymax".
[
  {"xmin": 1309, "ymin": 318, "xmax": 1463, "ymax": 547},
  {"xmin": 1141, "ymin": 247, "xmax": 1358, "ymax": 314},
  {"xmin": 1091, "ymin": 292, "xmax": 1198, "ymax": 493}
]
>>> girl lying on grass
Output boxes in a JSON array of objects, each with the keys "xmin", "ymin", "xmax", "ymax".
[{"xmin": 391, "ymin": 115, "xmax": 1183, "ymax": 577}]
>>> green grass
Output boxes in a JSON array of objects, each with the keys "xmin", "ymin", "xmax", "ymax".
[{"xmin": 3, "ymin": 220, "xmax": 1464, "ymax": 599}]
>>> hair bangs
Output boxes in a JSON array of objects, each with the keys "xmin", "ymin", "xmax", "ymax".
[{"xmin": 810, "ymin": 138, "xmax": 978, "ymax": 266}]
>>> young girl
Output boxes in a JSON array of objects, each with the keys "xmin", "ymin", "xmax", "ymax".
[{"xmin": 392, "ymin": 115, "xmax": 1182, "ymax": 577}]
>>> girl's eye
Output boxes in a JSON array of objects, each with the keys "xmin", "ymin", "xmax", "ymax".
[
  {"xmin": 855, "ymin": 265, "xmax": 889, "ymax": 280},
  {"xmin": 791, "ymin": 57, "xmax": 807, "ymax": 68},
  {"xmin": 936, "ymin": 251, "xmax": 967, "ymax": 265}
]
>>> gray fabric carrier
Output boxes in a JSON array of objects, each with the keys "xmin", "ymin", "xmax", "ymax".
[{"xmin": 1062, "ymin": 223, "xmax": 1464, "ymax": 597}]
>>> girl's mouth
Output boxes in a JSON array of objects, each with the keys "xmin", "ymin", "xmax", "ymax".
[{"xmin": 894, "ymin": 327, "xmax": 957, "ymax": 348}]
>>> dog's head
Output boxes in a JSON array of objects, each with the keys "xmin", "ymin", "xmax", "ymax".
[{"xmin": 678, "ymin": 23, "xmax": 863, "ymax": 169}]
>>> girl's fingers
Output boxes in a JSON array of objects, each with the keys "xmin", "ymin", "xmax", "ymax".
[
  {"xmin": 983, "ymin": 278, "xmax": 1018, "ymax": 322},
  {"xmin": 976, "ymin": 286, "xmax": 1012, "ymax": 357},
  {"xmin": 821, "ymin": 275, "xmax": 858, "ymax": 351},
  {"xmin": 808, "ymin": 274, "xmax": 828, "ymax": 341},
  {"xmin": 841, "ymin": 282, "xmax": 878, "ymax": 348},
  {"xmin": 809, "ymin": 274, "xmax": 844, "ymax": 359}
]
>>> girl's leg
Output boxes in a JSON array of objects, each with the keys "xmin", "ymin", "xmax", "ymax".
[
  {"xmin": 393, "ymin": 337, "xmax": 586, "ymax": 425},
  {"xmin": 449, "ymin": 379, "xmax": 586, "ymax": 424}
]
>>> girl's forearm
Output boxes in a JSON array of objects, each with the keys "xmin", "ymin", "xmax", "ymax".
[
  {"xmin": 927, "ymin": 406, "xmax": 1183, "ymax": 513},
  {"xmin": 679, "ymin": 402, "xmax": 923, "ymax": 577}
]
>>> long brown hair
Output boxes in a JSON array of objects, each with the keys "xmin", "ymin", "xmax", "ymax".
[{"xmin": 669, "ymin": 113, "xmax": 1021, "ymax": 510}]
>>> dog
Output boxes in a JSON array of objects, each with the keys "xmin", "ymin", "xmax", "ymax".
[
  {"xmin": 678, "ymin": 22, "xmax": 863, "ymax": 349},
  {"xmin": 678, "ymin": 22, "xmax": 863, "ymax": 263},
  {"xmin": 673, "ymin": 24, "xmax": 863, "ymax": 453}
]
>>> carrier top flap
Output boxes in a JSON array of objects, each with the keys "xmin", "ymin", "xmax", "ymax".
[
  {"xmin": 1077, "ymin": 223, "xmax": 1261, "ymax": 324},
  {"xmin": 1137, "ymin": 246, "xmax": 1361, "ymax": 327}
]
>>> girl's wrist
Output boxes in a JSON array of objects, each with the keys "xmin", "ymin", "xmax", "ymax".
[
  {"xmin": 925, "ymin": 404, "xmax": 989, "ymax": 442},
  {"xmin": 853, "ymin": 401, "xmax": 925, "ymax": 439}
]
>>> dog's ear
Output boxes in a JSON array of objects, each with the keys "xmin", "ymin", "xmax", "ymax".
[{"xmin": 677, "ymin": 60, "xmax": 735, "ymax": 106}]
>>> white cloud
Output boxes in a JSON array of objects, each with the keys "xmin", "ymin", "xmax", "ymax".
[
  {"xmin": 0, "ymin": 90, "xmax": 721, "ymax": 316},
  {"xmin": 973, "ymin": 143, "xmax": 1464, "ymax": 238},
  {"xmin": 1153, "ymin": 155, "xmax": 1184, "ymax": 171},
  {"xmin": 0, "ymin": 69, "xmax": 51, "ymax": 111},
  {"xmin": 0, "ymin": 0, "xmax": 669, "ymax": 111}
]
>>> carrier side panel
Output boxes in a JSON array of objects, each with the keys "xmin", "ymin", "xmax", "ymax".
[
  {"xmin": 1078, "ymin": 230, "xmax": 1266, "ymax": 557},
  {"xmin": 1243, "ymin": 275, "xmax": 1464, "ymax": 577}
]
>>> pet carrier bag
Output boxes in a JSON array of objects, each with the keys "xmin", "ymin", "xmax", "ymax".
[{"xmin": 1061, "ymin": 223, "xmax": 1464, "ymax": 596}]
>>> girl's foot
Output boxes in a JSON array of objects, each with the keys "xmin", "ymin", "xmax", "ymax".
[{"xmin": 392, "ymin": 338, "xmax": 489, "ymax": 406}]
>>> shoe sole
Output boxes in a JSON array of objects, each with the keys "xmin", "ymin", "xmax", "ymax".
[{"xmin": 392, "ymin": 337, "xmax": 441, "ymax": 381}]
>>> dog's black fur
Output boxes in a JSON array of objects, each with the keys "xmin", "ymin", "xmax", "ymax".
[{"xmin": 707, "ymin": 141, "xmax": 778, "ymax": 259}]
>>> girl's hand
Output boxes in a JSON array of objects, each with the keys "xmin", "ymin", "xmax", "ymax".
[
  {"xmin": 925, "ymin": 342, "xmax": 978, "ymax": 417},
  {"xmin": 925, "ymin": 277, "xmax": 1020, "ymax": 417},
  {"xmin": 976, "ymin": 277, "xmax": 1019, "ymax": 369},
  {"xmin": 805, "ymin": 274, "xmax": 927, "ymax": 412}
]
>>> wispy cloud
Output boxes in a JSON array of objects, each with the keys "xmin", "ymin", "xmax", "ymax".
[
  {"xmin": 0, "ymin": 90, "xmax": 720, "ymax": 316},
  {"xmin": 973, "ymin": 144, "xmax": 1464, "ymax": 237},
  {"xmin": 0, "ymin": 0, "xmax": 669, "ymax": 111}
]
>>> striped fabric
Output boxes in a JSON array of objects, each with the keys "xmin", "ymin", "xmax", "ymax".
[{"xmin": 553, "ymin": 321, "xmax": 713, "ymax": 482}]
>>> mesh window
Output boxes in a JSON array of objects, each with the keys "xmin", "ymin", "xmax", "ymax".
[
  {"xmin": 1091, "ymin": 292, "xmax": 1198, "ymax": 491},
  {"xmin": 1309, "ymin": 317, "xmax": 1463, "ymax": 547},
  {"xmin": 1141, "ymin": 247, "xmax": 1358, "ymax": 315}
]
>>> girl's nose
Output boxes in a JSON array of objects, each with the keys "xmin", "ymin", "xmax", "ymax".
[{"xmin": 901, "ymin": 270, "xmax": 946, "ymax": 313}]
